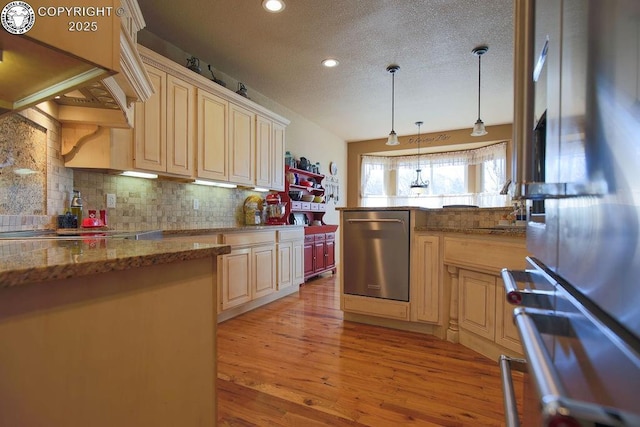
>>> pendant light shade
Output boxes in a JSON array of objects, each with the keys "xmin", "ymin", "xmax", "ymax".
[
  {"xmin": 471, "ymin": 46, "xmax": 488, "ymax": 137},
  {"xmin": 410, "ymin": 121, "xmax": 429, "ymax": 194},
  {"xmin": 385, "ymin": 65, "xmax": 400, "ymax": 146}
]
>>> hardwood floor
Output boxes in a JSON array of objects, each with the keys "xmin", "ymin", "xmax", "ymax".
[{"xmin": 217, "ymin": 274, "xmax": 523, "ymax": 426}]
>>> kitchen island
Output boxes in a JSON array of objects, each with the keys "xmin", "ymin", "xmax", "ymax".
[
  {"xmin": 0, "ymin": 237, "xmax": 230, "ymax": 427},
  {"xmin": 338, "ymin": 206, "xmax": 529, "ymax": 360}
]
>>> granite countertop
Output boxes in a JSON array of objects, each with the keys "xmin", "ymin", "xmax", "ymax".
[
  {"xmin": 415, "ymin": 225, "xmax": 526, "ymax": 237},
  {"xmin": 0, "ymin": 238, "xmax": 231, "ymax": 289},
  {"xmin": 162, "ymin": 224, "xmax": 306, "ymax": 237}
]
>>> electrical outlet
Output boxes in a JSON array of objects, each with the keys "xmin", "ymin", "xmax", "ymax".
[
  {"xmin": 106, "ymin": 193, "xmax": 116, "ymax": 208},
  {"xmin": 193, "ymin": 199, "xmax": 199, "ymax": 210}
]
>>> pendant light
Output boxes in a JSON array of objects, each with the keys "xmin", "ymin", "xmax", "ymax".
[
  {"xmin": 410, "ymin": 121, "xmax": 429, "ymax": 194},
  {"xmin": 385, "ymin": 65, "xmax": 400, "ymax": 146},
  {"xmin": 471, "ymin": 46, "xmax": 489, "ymax": 137}
]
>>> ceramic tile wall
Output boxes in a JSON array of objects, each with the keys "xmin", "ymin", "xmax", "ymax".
[
  {"xmin": 0, "ymin": 107, "xmax": 267, "ymax": 233},
  {"xmin": 73, "ymin": 171, "xmax": 258, "ymax": 231}
]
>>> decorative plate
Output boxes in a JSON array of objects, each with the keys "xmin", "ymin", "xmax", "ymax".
[{"xmin": 329, "ymin": 161, "xmax": 338, "ymax": 175}]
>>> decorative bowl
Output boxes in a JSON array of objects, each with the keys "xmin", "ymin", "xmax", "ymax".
[
  {"xmin": 288, "ymin": 190, "xmax": 303, "ymax": 201},
  {"xmin": 301, "ymin": 195, "xmax": 315, "ymax": 202}
]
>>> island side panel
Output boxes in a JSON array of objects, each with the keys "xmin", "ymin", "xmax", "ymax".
[{"xmin": 0, "ymin": 256, "xmax": 217, "ymax": 427}]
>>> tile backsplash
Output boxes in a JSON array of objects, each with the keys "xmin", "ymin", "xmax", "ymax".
[
  {"xmin": 0, "ymin": 107, "xmax": 265, "ymax": 232},
  {"xmin": 73, "ymin": 171, "xmax": 258, "ymax": 231}
]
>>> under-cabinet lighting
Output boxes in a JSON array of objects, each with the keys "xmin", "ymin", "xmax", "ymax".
[
  {"xmin": 194, "ymin": 180, "xmax": 237, "ymax": 188},
  {"xmin": 262, "ymin": 0, "xmax": 285, "ymax": 13},
  {"xmin": 253, "ymin": 187, "xmax": 270, "ymax": 192},
  {"xmin": 120, "ymin": 171, "xmax": 158, "ymax": 179}
]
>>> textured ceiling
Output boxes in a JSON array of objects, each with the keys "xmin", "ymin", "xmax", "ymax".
[{"xmin": 136, "ymin": 0, "xmax": 515, "ymax": 142}]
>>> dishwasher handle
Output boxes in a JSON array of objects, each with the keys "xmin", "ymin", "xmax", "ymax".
[{"xmin": 345, "ymin": 219, "xmax": 405, "ymax": 224}]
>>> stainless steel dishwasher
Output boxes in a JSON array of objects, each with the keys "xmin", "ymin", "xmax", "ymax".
[{"xmin": 342, "ymin": 210, "xmax": 410, "ymax": 301}]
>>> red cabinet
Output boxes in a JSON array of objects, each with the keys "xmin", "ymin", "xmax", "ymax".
[
  {"xmin": 303, "ymin": 235, "xmax": 315, "ymax": 277},
  {"xmin": 304, "ymin": 231, "xmax": 337, "ymax": 281}
]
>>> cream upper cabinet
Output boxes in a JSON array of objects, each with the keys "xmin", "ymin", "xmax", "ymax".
[
  {"xmin": 271, "ymin": 122, "xmax": 286, "ymax": 191},
  {"xmin": 65, "ymin": 46, "xmax": 289, "ymax": 182},
  {"xmin": 197, "ymin": 90, "xmax": 228, "ymax": 181},
  {"xmin": 134, "ymin": 65, "xmax": 165, "ymax": 172},
  {"xmin": 134, "ymin": 64, "xmax": 195, "ymax": 177},
  {"xmin": 256, "ymin": 115, "xmax": 273, "ymax": 188},
  {"xmin": 228, "ymin": 104, "xmax": 255, "ymax": 186},
  {"xmin": 256, "ymin": 116, "xmax": 286, "ymax": 191}
]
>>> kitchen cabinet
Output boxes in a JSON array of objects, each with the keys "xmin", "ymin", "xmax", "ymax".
[
  {"xmin": 304, "ymin": 231, "xmax": 336, "ymax": 281},
  {"xmin": 228, "ymin": 103, "xmax": 255, "ymax": 186},
  {"xmin": 220, "ymin": 247, "xmax": 251, "ymax": 311},
  {"xmin": 134, "ymin": 64, "xmax": 195, "ymax": 177},
  {"xmin": 219, "ymin": 230, "xmax": 276, "ymax": 311},
  {"xmin": 443, "ymin": 235, "xmax": 529, "ymax": 359},
  {"xmin": 256, "ymin": 116, "xmax": 286, "ymax": 191},
  {"xmin": 303, "ymin": 235, "xmax": 314, "ymax": 278},
  {"xmin": 197, "ymin": 90, "xmax": 228, "ymax": 181},
  {"xmin": 411, "ymin": 234, "xmax": 442, "ymax": 325},
  {"xmin": 64, "ymin": 45, "xmax": 289, "ymax": 188},
  {"xmin": 277, "ymin": 228, "xmax": 305, "ymax": 290}
]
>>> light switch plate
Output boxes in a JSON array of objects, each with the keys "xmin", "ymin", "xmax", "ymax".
[
  {"xmin": 193, "ymin": 199, "xmax": 199, "ymax": 210},
  {"xmin": 106, "ymin": 193, "xmax": 116, "ymax": 208}
]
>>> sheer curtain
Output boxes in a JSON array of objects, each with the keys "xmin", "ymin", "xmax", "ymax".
[{"xmin": 361, "ymin": 142, "xmax": 509, "ymax": 208}]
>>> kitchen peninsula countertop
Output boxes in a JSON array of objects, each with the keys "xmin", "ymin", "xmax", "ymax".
[
  {"xmin": 162, "ymin": 224, "xmax": 306, "ymax": 237},
  {"xmin": 0, "ymin": 238, "xmax": 231, "ymax": 289},
  {"xmin": 415, "ymin": 225, "xmax": 526, "ymax": 237}
]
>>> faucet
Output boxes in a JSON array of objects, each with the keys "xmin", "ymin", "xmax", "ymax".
[{"xmin": 500, "ymin": 179, "xmax": 512, "ymax": 195}]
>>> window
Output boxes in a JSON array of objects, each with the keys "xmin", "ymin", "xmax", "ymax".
[{"xmin": 361, "ymin": 142, "xmax": 509, "ymax": 208}]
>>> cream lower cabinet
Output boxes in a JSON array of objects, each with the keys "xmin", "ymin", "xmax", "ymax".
[
  {"xmin": 134, "ymin": 64, "xmax": 194, "ymax": 177},
  {"xmin": 219, "ymin": 231, "xmax": 276, "ymax": 311},
  {"xmin": 411, "ymin": 234, "xmax": 442, "ymax": 324},
  {"xmin": 457, "ymin": 269, "xmax": 522, "ymax": 355},
  {"xmin": 277, "ymin": 228, "xmax": 304, "ymax": 290},
  {"xmin": 444, "ymin": 235, "xmax": 529, "ymax": 359},
  {"xmin": 219, "ymin": 247, "xmax": 251, "ymax": 311}
]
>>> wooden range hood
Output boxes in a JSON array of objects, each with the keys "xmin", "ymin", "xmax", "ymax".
[{"xmin": 0, "ymin": 0, "xmax": 153, "ymax": 128}]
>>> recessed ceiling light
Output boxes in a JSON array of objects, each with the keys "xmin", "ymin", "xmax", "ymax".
[
  {"xmin": 322, "ymin": 58, "xmax": 339, "ymax": 68},
  {"xmin": 262, "ymin": 0, "xmax": 285, "ymax": 13}
]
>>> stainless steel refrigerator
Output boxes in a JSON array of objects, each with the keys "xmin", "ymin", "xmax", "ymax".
[{"xmin": 500, "ymin": 0, "xmax": 640, "ymax": 425}]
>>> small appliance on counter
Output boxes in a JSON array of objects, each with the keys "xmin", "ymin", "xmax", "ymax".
[
  {"xmin": 265, "ymin": 193, "xmax": 287, "ymax": 225},
  {"xmin": 243, "ymin": 195, "xmax": 264, "ymax": 225}
]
